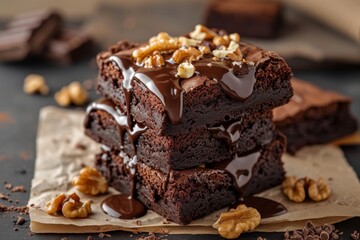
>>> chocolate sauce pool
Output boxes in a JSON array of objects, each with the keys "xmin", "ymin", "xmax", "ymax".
[
  {"xmin": 101, "ymin": 194, "xmax": 147, "ymax": 219},
  {"xmin": 234, "ymin": 196, "xmax": 287, "ymax": 218}
]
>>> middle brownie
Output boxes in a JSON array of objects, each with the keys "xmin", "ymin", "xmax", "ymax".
[{"xmin": 85, "ymin": 99, "xmax": 275, "ymax": 174}]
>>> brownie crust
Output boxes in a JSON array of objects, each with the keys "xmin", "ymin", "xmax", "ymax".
[
  {"xmin": 96, "ymin": 41, "xmax": 293, "ymax": 136},
  {"xmin": 85, "ymin": 101, "xmax": 275, "ymax": 173},
  {"xmin": 95, "ymin": 132, "xmax": 286, "ymax": 224}
]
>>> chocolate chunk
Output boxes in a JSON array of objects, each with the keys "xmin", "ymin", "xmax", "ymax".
[{"xmin": 0, "ymin": 9, "xmax": 62, "ymax": 62}]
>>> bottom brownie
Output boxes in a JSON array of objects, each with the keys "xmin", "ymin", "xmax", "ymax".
[
  {"xmin": 273, "ymin": 79, "xmax": 358, "ymax": 154},
  {"xmin": 95, "ymin": 132, "xmax": 286, "ymax": 224}
]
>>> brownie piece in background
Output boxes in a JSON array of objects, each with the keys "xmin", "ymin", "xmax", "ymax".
[
  {"xmin": 95, "ymin": 132, "xmax": 286, "ymax": 224},
  {"xmin": 85, "ymin": 99, "xmax": 275, "ymax": 173},
  {"xmin": 97, "ymin": 40, "xmax": 293, "ymax": 136},
  {"xmin": 42, "ymin": 28, "xmax": 94, "ymax": 65},
  {"xmin": 204, "ymin": 0, "xmax": 283, "ymax": 39},
  {"xmin": 0, "ymin": 9, "xmax": 62, "ymax": 62},
  {"xmin": 273, "ymin": 79, "xmax": 358, "ymax": 154}
]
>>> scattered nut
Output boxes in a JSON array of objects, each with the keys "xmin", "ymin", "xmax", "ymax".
[
  {"xmin": 282, "ymin": 176, "xmax": 306, "ymax": 203},
  {"xmin": 213, "ymin": 204, "xmax": 261, "ymax": 239},
  {"xmin": 189, "ymin": 24, "xmax": 216, "ymax": 40},
  {"xmin": 55, "ymin": 81, "xmax": 88, "ymax": 107},
  {"xmin": 308, "ymin": 177, "xmax": 331, "ymax": 202},
  {"xmin": 229, "ymin": 33, "xmax": 240, "ymax": 42},
  {"xmin": 149, "ymin": 32, "xmax": 171, "ymax": 44},
  {"xmin": 62, "ymin": 193, "xmax": 92, "ymax": 219},
  {"xmin": 282, "ymin": 176, "xmax": 331, "ymax": 203},
  {"xmin": 45, "ymin": 193, "xmax": 67, "ymax": 215},
  {"xmin": 178, "ymin": 36, "xmax": 201, "ymax": 47},
  {"xmin": 176, "ymin": 62, "xmax": 195, "ymax": 79},
  {"xmin": 172, "ymin": 47, "xmax": 202, "ymax": 63},
  {"xmin": 213, "ymin": 35, "xmax": 230, "ymax": 47},
  {"xmin": 23, "ymin": 74, "xmax": 49, "ymax": 95},
  {"xmin": 212, "ymin": 41, "xmax": 242, "ymax": 61},
  {"xmin": 198, "ymin": 45, "xmax": 211, "ymax": 54},
  {"xmin": 72, "ymin": 166, "xmax": 108, "ymax": 195}
]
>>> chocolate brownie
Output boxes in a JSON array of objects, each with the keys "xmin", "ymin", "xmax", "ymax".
[
  {"xmin": 273, "ymin": 79, "xmax": 358, "ymax": 153},
  {"xmin": 42, "ymin": 28, "xmax": 94, "ymax": 64},
  {"xmin": 96, "ymin": 26, "xmax": 293, "ymax": 136},
  {"xmin": 204, "ymin": 0, "xmax": 283, "ymax": 39},
  {"xmin": 0, "ymin": 9, "xmax": 62, "ymax": 62},
  {"xmin": 85, "ymin": 99, "xmax": 275, "ymax": 173},
  {"xmin": 95, "ymin": 132, "xmax": 286, "ymax": 224}
]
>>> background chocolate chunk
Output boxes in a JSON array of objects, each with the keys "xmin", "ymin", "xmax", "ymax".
[{"xmin": 0, "ymin": 9, "xmax": 62, "ymax": 62}]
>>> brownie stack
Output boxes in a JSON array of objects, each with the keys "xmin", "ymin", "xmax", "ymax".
[{"xmin": 84, "ymin": 26, "xmax": 293, "ymax": 224}]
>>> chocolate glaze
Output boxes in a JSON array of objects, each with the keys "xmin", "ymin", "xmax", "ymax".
[
  {"xmin": 101, "ymin": 194, "xmax": 147, "ymax": 219},
  {"xmin": 108, "ymin": 52, "xmax": 256, "ymax": 124},
  {"xmin": 234, "ymin": 196, "xmax": 287, "ymax": 218},
  {"xmin": 208, "ymin": 119, "xmax": 244, "ymax": 145},
  {"xmin": 86, "ymin": 98, "xmax": 147, "ymax": 150}
]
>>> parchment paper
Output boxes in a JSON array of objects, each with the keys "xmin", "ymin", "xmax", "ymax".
[{"xmin": 29, "ymin": 106, "xmax": 360, "ymax": 234}]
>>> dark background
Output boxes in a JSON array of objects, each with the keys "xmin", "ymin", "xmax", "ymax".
[{"xmin": 1, "ymin": 1, "xmax": 360, "ymax": 239}]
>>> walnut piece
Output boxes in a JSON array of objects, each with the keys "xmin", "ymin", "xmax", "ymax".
[
  {"xmin": 144, "ymin": 54, "xmax": 165, "ymax": 68},
  {"xmin": 282, "ymin": 176, "xmax": 306, "ymax": 203},
  {"xmin": 55, "ymin": 81, "xmax": 88, "ymax": 107},
  {"xmin": 172, "ymin": 47, "xmax": 202, "ymax": 64},
  {"xmin": 23, "ymin": 74, "xmax": 49, "ymax": 95},
  {"xmin": 189, "ymin": 24, "xmax": 216, "ymax": 40},
  {"xmin": 213, "ymin": 35, "xmax": 230, "ymax": 47},
  {"xmin": 229, "ymin": 33, "xmax": 240, "ymax": 43},
  {"xmin": 212, "ymin": 41, "xmax": 242, "ymax": 61},
  {"xmin": 178, "ymin": 36, "xmax": 201, "ymax": 47},
  {"xmin": 176, "ymin": 62, "xmax": 195, "ymax": 79},
  {"xmin": 45, "ymin": 193, "xmax": 67, "ymax": 215},
  {"xmin": 72, "ymin": 166, "xmax": 108, "ymax": 195},
  {"xmin": 282, "ymin": 176, "xmax": 331, "ymax": 203},
  {"xmin": 62, "ymin": 193, "xmax": 92, "ymax": 219},
  {"xmin": 308, "ymin": 177, "xmax": 331, "ymax": 202},
  {"xmin": 213, "ymin": 204, "xmax": 261, "ymax": 239}
]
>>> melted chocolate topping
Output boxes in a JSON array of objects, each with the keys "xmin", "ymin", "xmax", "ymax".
[
  {"xmin": 86, "ymin": 99, "xmax": 147, "ymax": 150},
  {"xmin": 234, "ymin": 196, "xmax": 287, "ymax": 218},
  {"xmin": 101, "ymin": 194, "xmax": 147, "ymax": 219},
  {"xmin": 108, "ymin": 53, "xmax": 256, "ymax": 124}
]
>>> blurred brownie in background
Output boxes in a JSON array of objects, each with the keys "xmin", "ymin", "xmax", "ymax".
[
  {"xmin": 0, "ymin": 9, "xmax": 62, "ymax": 62},
  {"xmin": 204, "ymin": 0, "xmax": 283, "ymax": 38},
  {"xmin": 273, "ymin": 79, "xmax": 358, "ymax": 154}
]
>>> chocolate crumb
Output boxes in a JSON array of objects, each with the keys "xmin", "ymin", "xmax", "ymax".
[
  {"xmin": 75, "ymin": 142, "xmax": 87, "ymax": 150},
  {"xmin": 16, "ymin": 216, "xmax": 26, "ymax": 225},
  {"xmin": 0, "ymin": 192, "xmax": 10, "ymax": 200},
  {"xmin": 284, "ymin": 221, "xmax": 342, "ymax": 240},
  {"xmin": 5, "ymin": 183, "xmax": 12, "ymax": 190},
  {"xmin": 10, "ymin": 185, "xmax": 26, "ymax": 192},
  {"xmin": 14, "ymin": 228, "xmax": 19, "ymax": 231},
  {"xmin": 351, "ymin": 231, "xmax": 360, "ymax": 240},
  {"xmin": 136, "ymin": 233, "xmax": 158, "ymax": 240},
  {"xmin": 98, "ymin": 232, "xmax": 112, "ymax": 238}
]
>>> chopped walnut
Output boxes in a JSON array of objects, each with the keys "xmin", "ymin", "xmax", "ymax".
[
  {"xmin": 213, "ymin": 35, "xmax": 230, "ymax": 47},
  {"xmin": 23, "ymin": 74, "xmax": 49, "ymax": 95},
  {"xmin": 308, "ymin": 177, "xmax": 331, "ymax": 202},
  {"xmin": 172, "ymin": 47, "xmax": 202, "ymax": 63},
  {"xmin": 62, "ymin": 193, "xmax": 92, "ymax": 219},
  {"xmin": 198, "ymin": 45, "xmax": 211, "ymax": 54},
  {"xmin": 72, "ymin": 166, "xmax": 108, "ymax": 195},
  {"xmin": 144, "ymin": 54, "xmax": 165, "ymax": 68},
  {"xmin": 45, "ymin": 193, "xmax": 67, "ymax": 215},
  {"xmin": 54, "ymin": 81, "xmax": 88, "ymax": 107},
  {"xmin": 149, "ymin": 32, "xmax": 171, "ymax": 44},
  {"xmin": 282, "ymin": 176, "xmax": 306, "ymax": 203},
  {"xmin": 229, "ymin": 33, "xmax": 240, "ymax": 42},
  {"xmin": 176, "ymin": 62, "xmax": 195, "ymax": 79},
  {"xmin": 282, "ymin": 176, "xmax": 331, "ymax": 203},
  {"xmin": 213, "ymin": 204, "xmax": 261, "ymax": 239},
  {"xmin": 178, "ymin": 36, "xmax": 201, "ymax": 47},
  {"xmin": 212, "ymin": 41, "xmax": 242, "ymax": 61},
  {"xmin": 189, "ymin": 24, "xmax": 216, "ymax": 40}
]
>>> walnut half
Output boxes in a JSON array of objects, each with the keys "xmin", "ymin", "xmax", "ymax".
[
  {"xmin": 213, "ymin": 204, "xmax": 261, "ymax": 239},
  {"xmin": 71, "ymin": 166, "xmax": 108, "ymax": 195}
]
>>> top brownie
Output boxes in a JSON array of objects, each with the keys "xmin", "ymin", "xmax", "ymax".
[{"xmin": 96, "ymin": 25, "xmax": 293, "ymax": 135}]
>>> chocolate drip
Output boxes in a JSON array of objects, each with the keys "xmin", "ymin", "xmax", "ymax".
[
  {"xmin": 86, "ymin": 99, "xmax": 147, "ymax": 150},
  {"xmin": 101, "ymin": 194, "xmax": 147, "ymax": 219},
  {"xmin": 233, "ymin": 196, "xmax": 287, "ymax": 218},
  {"xmin": 208, "ymin": 119, "xmax": 244, "ymax": 145},
  {"xmin": 108, "ymin": 54, "xmax": 256, "ymax": 124}
]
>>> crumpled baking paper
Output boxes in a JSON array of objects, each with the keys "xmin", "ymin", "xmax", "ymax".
[{"xmin": 29, "ymin": 106, "xmax": 360, "ymax": 234}]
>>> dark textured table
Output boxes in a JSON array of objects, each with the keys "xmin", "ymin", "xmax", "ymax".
[{"xmin": 1, "ymin": 4, "xmax": 360, "ymax": 238}]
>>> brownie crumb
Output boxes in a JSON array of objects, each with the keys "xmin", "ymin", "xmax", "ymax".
[
  {"xmin": 284, "ymin": 221, "xmax": 342, "ymax": 240},
  {"xmin": 0, "ymin": 192, "xmax": 10, "ymax": 201},
  {"xmin": 75, "ymin": 142, "xmax": 87, "ymax": 150},
  {"xmin": 136, "ymin": 233, "xmax": 160, "ymax": 240},
  {"xmin": 5, "ymin": 183, "xmax": 12, "ymax": 190},
  {"xmin": 10, "ymin": 185, "xmax": 26, "ymax": 192},
  {"xmin": 98, "ymin": 232, "xmax": 112, "ymax": 238},
  {"xmin": 0, "ymin": 204, "xmax": 29, "ymax": 214},
  {"xmin": 14, "ymin": 228, "xmax": 19, "ymax": 231},
  {"xmin": 16, "ymin": 216, "xmax": 26, "ymax": 225},
  {"xmin": 351, "ymin": 231, "xmax": 360, "ymax": 240}
]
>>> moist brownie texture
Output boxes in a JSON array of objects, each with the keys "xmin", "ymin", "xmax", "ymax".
[
  {"xmin": 85, "ymin": 99, "xmax": 275, "ymax": 173},
  {"xmin": 95, "ymin": 132, "xmax": 286, "ymax": 224},
  {"xmin": 273, "ymin": 79, "xmax": 358, "ymax": 153},
  {"xmin": 204, "ymin": 0, "xmax": 283, "ymax": 38},
  {"xmin": 96, "ymin": 34, "xmax": 293, "ymax": 136}
]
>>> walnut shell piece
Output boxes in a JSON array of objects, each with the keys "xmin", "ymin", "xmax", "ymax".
[
  {"xmin": 45, "ymin": 193, "xmax": 67, "ymax": 215},
  {"xmin": 71, "ymin": 166, "xmax": 108, "ymax": 195},
  {"xmin": 213, "ymin": 204, "xmax": 261, "ymax": 239}
]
